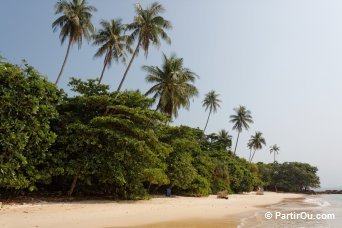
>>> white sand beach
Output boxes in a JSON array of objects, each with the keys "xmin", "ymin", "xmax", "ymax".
[{"xmin": 0, "ymin": 192, "xmax": 303, "ymax": 228}]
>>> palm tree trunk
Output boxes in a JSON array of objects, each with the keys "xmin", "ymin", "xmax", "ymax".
[
  {"xmin": 56, "ymin": 38, "xmax": 72, "ymax": 85},
  {"xmin": 203, "ymin": 109, "xmax": 212, "ymax": 133},
  {"xmin": 233, "ymin": 131, "xmax": 240, "ymax": 155},
  {"xmin": 98, "ymin": 55, "xmax": 108, "ymax": 84},
  {"xmin": 115, "ymin": 38, "xmax": 141, "ymax": 95},
  {"xmin": 248, "ymin": 149, "xmax": 252, "ymax": 162},
  {"xmin": 164, "ymin": 92, "xmax": 174, "ymax": 120},
  {"xmin": 250, "ymin": 149, "xmax": 256, "ymax": 162},
  {"xmin": 68, "ymin": 175, "xmax": 78, "ymax": 196}
]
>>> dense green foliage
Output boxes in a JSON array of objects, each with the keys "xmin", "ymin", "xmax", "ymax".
[
  {"xmin": 0, "ymin": 61, "xmax": 61, "ymax": 191},
  {"xmin": 50, "ymin": 79, "xmax": 171, "ymax": 198},
  {"xmin": 0, "ymin": 1, "xmax": 323, "ymax": 203},
  {"xmin": 0, "ymin": 59, "xmax": 320, "ymax": 199},
  {"xmin": 257, "ymin": 162, "xmax": 320, "ymax": 192}
]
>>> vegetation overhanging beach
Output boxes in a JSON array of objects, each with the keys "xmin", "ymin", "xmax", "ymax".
[{"xmin": 0, "ymin": 0, "xmax": 322, "ymax": 227}]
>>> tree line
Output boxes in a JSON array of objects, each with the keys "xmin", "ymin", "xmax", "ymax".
[
  {"xmin": 0, "ymin": 60, "xmax": 320, "ymax": 199},
  {"xmin": 0, "ymin": 1, "xmax": 320, "ymax": 199}
]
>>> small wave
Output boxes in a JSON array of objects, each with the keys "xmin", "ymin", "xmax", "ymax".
[
  {"xmin": 304, "ymin": 197, "xmax": 331, "ymax": 208},
  {"xmin": 237, "ymin": 211, "xmax": 259, "ymax": 228}
]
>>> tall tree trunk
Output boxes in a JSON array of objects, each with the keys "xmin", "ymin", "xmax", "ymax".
[
  {"xmin": 68, "ymin": 175, "xmax": 78, "ymax": 196},
  {"xmin": 98, "ymin": 55, "xmax": 108, "ymax": 84},
  {"xmin": 164, "ymin": 92, "xmax": 174, "ymax": 121},
  {"xmin": 56, "ymin": 38, "xmax": 73, "ymax": 85},
  {"xmin": 115, "ymin": 39, "xmax": 141, "ymax": 96},
  {"xmin": 274, "ymin": 152, "xmax": 276, "ymax": 163},
  {"xmin": 250, "ymin": 149, "xmax": 256, "ymax": 162},
  {"xmin": 203, "ymin": 109, "xmax": 212, "ymax": 133},
  {"xmin": 233, "ymin": 131, "xmax": 240, "ymax": 155},
  {"xmin": 248, "ymin": 149, "xmax": 252, "ymax": 162}
]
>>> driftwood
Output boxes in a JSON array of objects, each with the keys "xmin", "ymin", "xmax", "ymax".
[{"xmin": 217, "ymin": 190, "xmax": 229, "ymax": 199}]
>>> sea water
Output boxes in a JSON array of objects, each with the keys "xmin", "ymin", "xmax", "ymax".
[{"xmin": 238, "ymin": 194, "xmax": 342, "ymax": 227}]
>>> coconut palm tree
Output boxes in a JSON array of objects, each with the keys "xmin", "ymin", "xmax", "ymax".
[
  {"xmin": 52, "ymin": 0, "xmax": 97, "ymax": 85},
  {"xmin": 216, "ymin": 129, "xmax": 232, "ymax": 151},
  {"xmin": 92, "ymin": 19, "xmax": 132, "ymax": 84},
  {"xmin": 247, "ymin": 141, "xmax": 253, "ymax": 162},
  {"xmin": 202, "ymin": 90, "xmax": 221, "ymax": 132},
  {"xmin": 249, "ymin": 132, "xmax": 266, "ymax": 162},
  {"xmin": 116, "ymin": 2, "xmax": 172, "ymax": 93},
  {"xmin": 270, "ymin": 144, "xmax": 280, "ymax": 163},
  {"xmin": 143, "ymin": 53, "xmax": 198, "ymax": 119},
  {"xmin": 229, "ymin": 106, "xmax": 253, "ymax": 155}
]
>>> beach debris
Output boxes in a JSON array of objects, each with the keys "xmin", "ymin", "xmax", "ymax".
[
  {"xmin": 256, "ymin": 187, "xmax": 264, "ymax": 195},
  {"xmin": 217, "ymin": 190, "xmax": 229, "ymax": 199},
  {"xmin": 165, "ymin": 188, "xmax": 172, "ymax": 197}
]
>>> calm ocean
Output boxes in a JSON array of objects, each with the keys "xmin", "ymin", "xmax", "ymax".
[{"xmin": 238, "ymin": 194, "xmax": 342, "ymax": 227}]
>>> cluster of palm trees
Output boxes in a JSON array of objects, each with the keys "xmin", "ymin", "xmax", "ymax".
[
  {"xmin": 52, "ymin": 0, "xmax": 199, "ymax": 120},
  {"xmin": 230, "ymin": 106, "xmax": 280, "ymax": 162},
  {"xmin": 52, "ymin": 0, "xmax": 279, "ymax": 163},
  {"xmin": 201, "ymin": 94, "xmax": 280, "ymax": 162},
  {"xmin": 52, "ymin": 0, "xmax": 171, "ymax": 91}
]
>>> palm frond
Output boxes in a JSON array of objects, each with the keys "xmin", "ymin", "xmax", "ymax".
[{"xmin": 143, "ymin": 53, "xmax": 198, "ymax": 119}]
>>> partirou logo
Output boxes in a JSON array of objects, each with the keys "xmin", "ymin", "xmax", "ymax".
[{"xmin": 265, "ymin": 211, "xmax": 335, "ymax": 220}]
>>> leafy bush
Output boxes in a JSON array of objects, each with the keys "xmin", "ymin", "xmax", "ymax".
[
  {"xmin": 271, "ymin": 162, "xmax": 320, "ymax": 192},
  {"xmin": 50, "ymin": 83, "xmax": 171, "ymax": 198},
  {"xmin": 0, "ymin": 61, "xmax": 61, "ymax": 191}
]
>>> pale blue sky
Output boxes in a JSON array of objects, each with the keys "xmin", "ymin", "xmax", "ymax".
[{"xmin": 1, "ymin": 0, "xmax": 342, "ymax": 188}]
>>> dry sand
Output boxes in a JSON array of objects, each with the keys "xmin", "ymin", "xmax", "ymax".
[{"xmin": 0, "ymin": 192, "xmax": 303, "ymax": 228}]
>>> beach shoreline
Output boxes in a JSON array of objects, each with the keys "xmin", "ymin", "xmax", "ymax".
[{"xmin": 0, "ymin": 192, "xmax": 304, "ymax": 228}]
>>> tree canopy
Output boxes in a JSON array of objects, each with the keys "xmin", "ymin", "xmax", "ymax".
[
  {"xmin": 144, "ymin": 54, "xmax": 198, "ymax": 119},
  {"xmin": 52, "ymin": 0, "xmax": 97, "ymax": 84},
  {"xmin": 0, "ymin": 61, "xmax": 61, "ymax": 191}
]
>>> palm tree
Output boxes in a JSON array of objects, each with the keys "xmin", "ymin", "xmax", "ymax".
[
  {"xmin": 217, "ymin": 129, "xmax": 232, "ymax": 151},
  {"xmin": 229, "ymin": 106, "xmax": 253, "ymax": 155},
  {"xmin": 92, "ymin": 19, "xmax": 132, "ymax": 84},
  {"xmin": 249, "ymin": 132, "xmax": 266, "ymax": 162},
  {"xmin": 270, "ymin": 144, "xmax": 280, "ymax": 163},
  {"xmin": 52, "ymin": 0, "xmax": 97, "ymax": 85},
  {"xmin": 116, "ymin": 2, "xmax": 172, "ymax": 93},
  {"xmin": 144, "ymin": 53, "xmax": 198, "ymax": 119},
  {"xmin": 202, "ymin": 90, "xmax": 221, "ymax": 132},
  {"xmin": 247, "ymin": 141, "xmax": 253, "ymax": 162}
]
